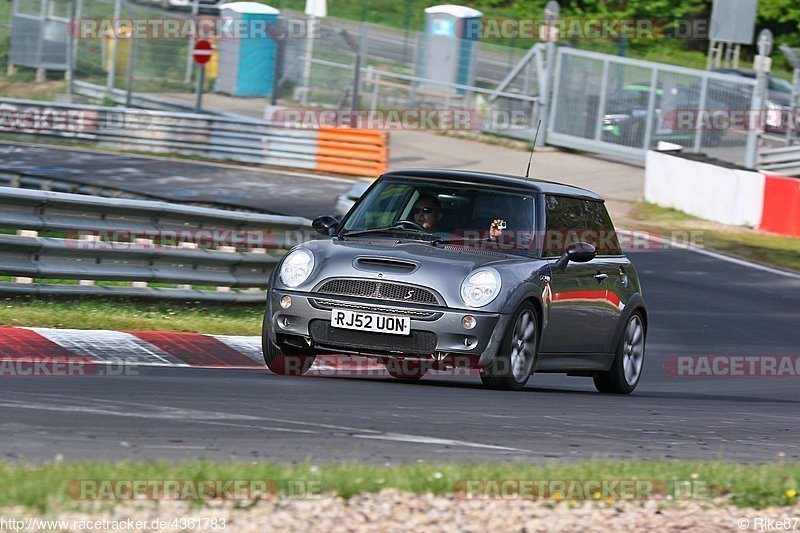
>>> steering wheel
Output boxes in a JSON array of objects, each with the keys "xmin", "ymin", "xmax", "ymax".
[{"xmin": 393, "ymin": 220, "xmax": 428, "ymax": 232}]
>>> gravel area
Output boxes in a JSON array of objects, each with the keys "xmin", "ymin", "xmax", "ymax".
[{"xmin": 3, "ymin": 491, "xmax": 799, "ymax": 532}]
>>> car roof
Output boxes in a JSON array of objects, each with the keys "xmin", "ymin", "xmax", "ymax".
[{"xmin": 380, "ymin": 169, "xmax": 604, "ymax": 201}]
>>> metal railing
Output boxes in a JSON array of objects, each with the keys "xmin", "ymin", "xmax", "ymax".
[
  {"xmin": 72, "ymin": 81, "xmax": 224, "ymax": 114},
  {"xmin": 547, "ymin": 47, "xmax": 759, "ymax": 165},
  {"xmin": 758, "ymin": 144, "xmax": 800, "ymax": 176},
  {"xmin": 307, "ymin": 58, "xmax": 542, "ymax": 139},
  {"xmin": 0, "ymin": 186, "xmax": 314, "ymax": 301},
  {"xmin": 0, "ymin": 97, "xmax": 388, "ymax": 176}
]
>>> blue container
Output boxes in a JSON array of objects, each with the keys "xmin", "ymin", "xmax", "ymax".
[
  {"xmin": 420, "ymin": 4, "xmax": 483, "ymax": 94},
  {"xmin": 215, "ymin": 2, "xmax": 280, "ymax": 97}
]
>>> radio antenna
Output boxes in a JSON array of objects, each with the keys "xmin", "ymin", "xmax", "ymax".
[{"xmin": 525, "ymin": 120, "xmax": 542, "ymax": 179}]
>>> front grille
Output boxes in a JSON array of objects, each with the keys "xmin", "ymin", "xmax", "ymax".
[
  {"xmin": 309, "ymin": 320, "xmax": 437, "ymax": 355},
  {"xmin": 311, "ymin": 299, "xmax": 439, "ymax": 319},
  {"xmin": 316, "ymin": 278, "xmax": 441, "ymax": 306}
]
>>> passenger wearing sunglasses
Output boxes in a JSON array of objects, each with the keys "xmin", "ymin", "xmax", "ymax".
[{"xmin": 411, "ymin": 194, "xmax": 506, "ymax": 238}]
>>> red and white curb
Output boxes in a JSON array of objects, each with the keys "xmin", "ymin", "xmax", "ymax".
[
  {"xmin": 0, "ymin": 327, "xmax": 387, "ymax": 373},
  {"xmin": 0, "ymin": 327, "xmax": 264, "ymax": 369}
]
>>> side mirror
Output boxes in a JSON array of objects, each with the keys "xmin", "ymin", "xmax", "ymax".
[
  {"xmin": 312, "ymin": 215, "xmax": 339, "ymax": 236},
  {"xmin": 555, "ymin": 242, "xmax": 596, "ymax": 269}
]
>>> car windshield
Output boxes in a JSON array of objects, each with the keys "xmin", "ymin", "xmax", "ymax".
[{"xmin": 341, "ymin": 178, "xmax": 537, "ymax": 252}]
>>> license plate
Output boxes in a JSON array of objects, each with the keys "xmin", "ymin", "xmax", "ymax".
[{"xmin": 330, "ymin": 309, "xmax": 410, "ymax": 335}]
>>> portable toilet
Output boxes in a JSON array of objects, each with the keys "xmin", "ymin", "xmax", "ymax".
[
  {"xmin": 420, "ymin": 4, "xmax": 483, "ymax": 94},
  {"xmin": 215, "ymin": 2, "xmax": 280, "ymax": 97}
]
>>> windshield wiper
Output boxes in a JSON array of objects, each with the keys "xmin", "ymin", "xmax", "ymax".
[
  {"xmin": 431, "ymin": 236, "xmax": 494, "ymax": 245},
  {"xmin": 342, "ymin": 224, "xmax": 435, "ymax": 239}
]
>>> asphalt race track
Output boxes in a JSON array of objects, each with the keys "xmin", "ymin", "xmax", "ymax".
[
  {"xmin": 0, "ymin": 142, "xmax": 352, "ymax": 217},
  {"xmin": 0, "ymin": 141, "xmax": 797, "ymax": 463},
  {"xmin": 1, "ymin": 245, "xmax": 798, "ymax": 464}
]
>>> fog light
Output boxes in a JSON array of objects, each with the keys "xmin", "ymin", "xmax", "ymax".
[
  {"xmin": 462, "ymin": 315, "xmax": 476, "ymax": 329},
  {"xmin": 280, "ymin": 295, "xmax": 292, "ymax": 309},
  {"xmin": 281, "ymin": 316, "xmax": 291, "ymax": 328}
]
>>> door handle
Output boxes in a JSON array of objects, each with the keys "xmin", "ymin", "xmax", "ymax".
[{"xmin": 594, "ymin": 273, "xmax": 608, "ymax": 282}]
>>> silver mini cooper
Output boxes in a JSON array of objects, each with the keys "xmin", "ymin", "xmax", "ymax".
[{"xmin": 263, "ymin": 169, "xmax": 647, "ymax": 392}]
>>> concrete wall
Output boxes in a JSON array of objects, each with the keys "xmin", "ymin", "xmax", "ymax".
[{"xmin": 645, "ymin": 150, "xmax": 765, "ymax": 227}]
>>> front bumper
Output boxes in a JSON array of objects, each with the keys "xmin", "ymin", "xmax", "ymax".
[{"xmin": 267, "ymin": 289, "xmax": 510, "ymax": 366}]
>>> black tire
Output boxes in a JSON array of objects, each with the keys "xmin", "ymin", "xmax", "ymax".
[
  {"xmin": 480, "ymin": 302, "xmax": 539, "ymax": 391},
  {"xmin": 261, "ymin": 317, "xmax": 316, "ymax": 376},
  {"xmin": 594, "ymin": 311, "xmax": 646, "ymax": 394},
  {"xmin": 385, "ymin": 358, "xmax": 428, "ymax": 380}
]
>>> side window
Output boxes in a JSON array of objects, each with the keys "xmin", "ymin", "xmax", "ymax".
[
  {"xmin": 581, "ymin": 200, "xmax": 622, "ymax": 255},
  {"xmin": 544, "ymin": 195, "xmax": 587, "ymax": 257}
]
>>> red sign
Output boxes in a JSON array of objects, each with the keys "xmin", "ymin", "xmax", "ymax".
[{"xmin": 192, "ymin": 40, "xmax": 213, "ymax": 65}]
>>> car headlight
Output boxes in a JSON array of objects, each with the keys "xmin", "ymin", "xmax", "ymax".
[
  {"xmin": 460, "ymin": 268, "xmax": 501, "ymax": 308},
  {"xmin": 279, "ymin": 249, "xmax": 315, "ymax": 288}
]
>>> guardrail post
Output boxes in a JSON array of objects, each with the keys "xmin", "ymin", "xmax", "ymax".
[
  {"xmin": 176, "ymin": 242, "xmax": 199, "ymax": 290},
  {"xmin": 216, "ymin": 245, "xmax": 236, "ymax": 292},
  {"xmin": 78, "ymin": 234, "xmax": 100, "ymax": 286},
  {"xmin": 13, "ymin": 229, "xmax": 37, "ymax": 284},
  {"xmin": 130, "ymin": 238, "xmax": 153, "ymax": 288}
]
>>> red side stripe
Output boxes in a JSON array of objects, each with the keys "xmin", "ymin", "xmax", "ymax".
[
  {"xmin": 127, "ymin": 331, "xmax": 260, "ymax": 367},
  {"xmin": 552, "ymin": 290, "xmax": 622, "ymax": 307},
  {"xmin": 0, "ymin": 327, "xmax": 90, "ymax": 361}
]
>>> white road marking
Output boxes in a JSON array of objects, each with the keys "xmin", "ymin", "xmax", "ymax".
[
  {"xmin": 0, "ymin": 399, "xmax": 317, "ymax": 434},
  {"xmin": 4, "ymin": 394, "xmax": 526, "ymax": 452},
  {"xmin": 619, "ymin": 228, "xmax": 800, "ymax": 281},
  {"xmin": 352, "ymin": 432, "xmax": 529, "ymax": 452}
]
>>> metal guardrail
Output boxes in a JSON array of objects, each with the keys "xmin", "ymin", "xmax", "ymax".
[
  {"xmin": 0, "ymin": 186, "xmax": 314, "ymax": 301},
  {"xmin": 0, "ymin": 97, "xmax": 389, "ymax": 177},
  {"xmin": 71, "ymin": 81, "xmax": 227, "ymax": 115},
  {"xmin": 758, "ymin": 145, "xmax": 800, "ymax": 176}
]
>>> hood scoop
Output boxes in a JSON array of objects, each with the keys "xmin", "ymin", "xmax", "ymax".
[{"xmin": 354, "ymin": 256, "xmax": 419, "ymax": 274}]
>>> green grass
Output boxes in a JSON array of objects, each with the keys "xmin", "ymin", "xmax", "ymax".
[
  {"xmin": 1, "ymin": 460, "xmax": 798, "ymax": 512},
  {"xmin": 0, "ymin": 299, "xmax": 263, "ymax": 335},
  {"xmin": 628, "ymin": 202, "xmax": 800, "ymax": 272}
]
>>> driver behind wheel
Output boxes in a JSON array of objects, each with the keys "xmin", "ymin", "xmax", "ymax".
[
  {"xmin": 411, "ymin": 194, "xmax": 505, "ymax": 238},
  {"xmin": 411, "ymin": 194, "xmax": 444, "ymax": 232}
]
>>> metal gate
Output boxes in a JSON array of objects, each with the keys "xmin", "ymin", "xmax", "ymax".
[{"xmin": 546, "ymin": 47, "xmax": 758, "ymax": 166}]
